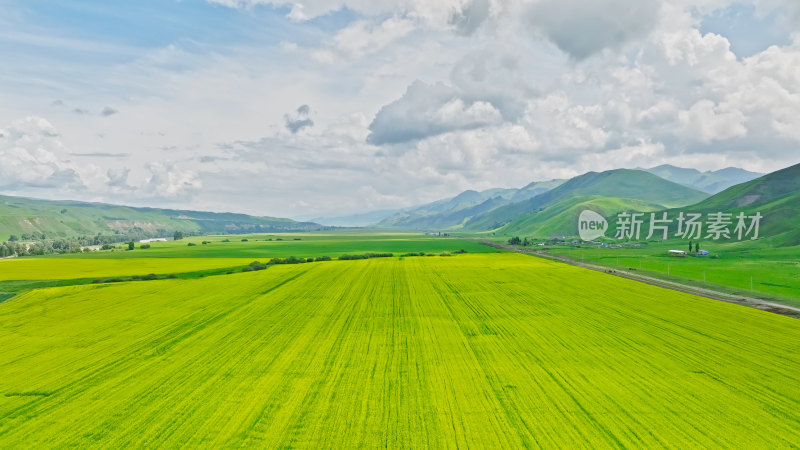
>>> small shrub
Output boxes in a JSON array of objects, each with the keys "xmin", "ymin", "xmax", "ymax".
[
  {"xmin": 107, "ymin": 278, "xmax": 124, "ymax": 283},
  {"xmin": 241, "ymin": 239, "xmax": 249, "ymax": 242},
  {"xmin": 140, "ymin": 244, "xmax": 151, "ymax": 249},
  {"xmin": 339, "ymin": 253, "xmax": 393, "ymax": 261},
  {"xmin": 241, "ymin": 266, "xmax": 254, "ymax": 272},
  {"xmin": 248, "ymin": 261, "xmax": 267, "ymax": 271},
  {"xmin": 440, "ymin": 251, "xmax": 452, "ymax": 256},
  {"xmin": 315, "ymin": 256, "xmax": 332, "ymax": 262},
  {"xmin": 454, "ymin": 249, "xmax": 468, "ymax": 254},
  {"xmin": 339, "ymin": 254, "xmax": 367, "ymax": 260},
  {"xmin": 100, "ymin": 244, "xmax": 114, "ymax": 250},
  {"xmin": 187, "ymin": 242, "xmax": 197, "ymax": 247},
  {"xmin": 222, "ymin": 239, "xmax": 230, "ymax": 242},
  {"xmin": 267, "ymin": 256, "xmax": 306, "ymax": 265},
  {"xmin": 132, "ymin": 273, "xmax": 159, "ymax": 281},
  {"xmin": 293, "ymin": 238, "xmax": 302, "ymax": 241},
  {"xmin": 306, "ymin": 257, "xmax": 314, "ymax": 263}
]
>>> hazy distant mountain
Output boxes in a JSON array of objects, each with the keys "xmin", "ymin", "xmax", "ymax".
[
  {"xmin": 509, "ymin": 179, "xmax": 566, "ymax": 202},
  {"xmin": 308, "ymin": 209, "xmax": 403, "ymax": 227},
  {"xmin": 643, "ymin": 164, "xmax": 763, "ymax": 194},
  {"xmin": 377, "ymin": 181, "xmax": 564, "ymax": 230},
  {"xmin": 309, "ymin": 186, "xmax": 521, "ymax": 228}
]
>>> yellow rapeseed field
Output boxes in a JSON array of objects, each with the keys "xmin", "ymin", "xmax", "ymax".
[
  {"xmin": 0, "ymin": 257, "xmax": 257, "ymax": 281},
  {"xmin": 0, "ymin": 254, "xmax": 798, "ymax": 447}
]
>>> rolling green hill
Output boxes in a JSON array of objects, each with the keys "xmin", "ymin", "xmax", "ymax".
[
  {"xmin": 688, "ymin": 162, "xmax": 800, "ymax": 211},
  {"xmin": 677, "ymin": 162, "xmax": 800, "ymax": 247},
  {"xmin": 0, "ymin": 195, "xmax": 323, "ymax": 240},
  {"xmin": 496, "ymin": 163, "xmax": 800, "ymax": 244},
  {"xmin": 497, "ymin": 196, "xmax": 665, "ymax": 237},
  {"xmin": 463, "ymin": 169, "xmax": 708, "ymax": 231},
  {"xmin": 595, "ymin": 162, "xmax": 800, "ymax": 247}
]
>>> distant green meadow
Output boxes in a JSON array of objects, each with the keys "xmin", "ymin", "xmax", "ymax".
[
  {"xmin": 1, "ymin": 253, "xmax": 798, "ymax": 447},
  {"xmin": 545, "ymin": 240, "xmax": 800, "ymax": 308},
  {"xmin": 50, "ymin": 232, "xmax": 494, "ymax": 259}
]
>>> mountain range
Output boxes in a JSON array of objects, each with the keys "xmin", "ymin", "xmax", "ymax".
[
  {"xmin": 361, "ymin": 169, "xmax": 707, "ymax": 233},
  {"xmin": 1, "ymin": 163, "xmax": 792, "ymax": 246},
  {"xmin": 313, "ymin": 165, "xmax": 761, "ymax": 229},
  {"xmin": 642, "ymin": 165, "xmax": 762, "ymax": 194},
  {"xmin": 488, "ymin": 162, "xmax": 798, "ymax": 243},
  {"xmin": 0, "ymin": 195, "xmax": 322, "ymax": 240}
]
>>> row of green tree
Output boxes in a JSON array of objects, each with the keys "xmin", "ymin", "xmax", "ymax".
[
  {"xmin": 1, "ymin": 230, "xmax": 188, "ymax": 257},
  {"xmin": 339, "ymin": 252, "xmax": 393, "ymax": 260},
  {"xmin": 508, "ymin": 237, "xmax": 533, "ymax": 246}
]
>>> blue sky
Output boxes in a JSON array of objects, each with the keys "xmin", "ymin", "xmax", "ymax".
[
  {"xmin": 1, "ymin": 0, "xmax": 799, "ymax": 218},
  {"xmin": 700, "ymin": 3, "xmax": 792, "ymax": 57}
]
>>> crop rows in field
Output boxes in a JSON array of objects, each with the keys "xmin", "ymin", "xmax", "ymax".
[
  {"xmin": 0, "ymin": 254, "xmax": 798, "ymax": 447},
  {"xmin": 0, "ymin": 258, "xmax": 259, "ymax": 281}
]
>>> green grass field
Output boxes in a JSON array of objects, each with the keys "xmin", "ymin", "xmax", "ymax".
[
  {"xmin": 1, "ymin": 253, "xmax": 798, "ymax": 447},
  {"xmin": 52, "ymin": 232, "xmax": 494, "ymax": 259},
  {"xmin": 545, "ymin": 240, "xmax": 800, "ymax": 308}
]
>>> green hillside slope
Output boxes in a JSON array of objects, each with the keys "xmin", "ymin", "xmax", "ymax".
[
  {"xmin": 677, "ymin": 163, "xmax": 800, "ymax": 247},
  {"xmin": 0, "ymin": 195, "xmax": 322, "ymax": 240},
  {"xmin": 598, "ymin": 162, "xmax": 800, "ymax": 247},
  {"xmin": 464, "ymin": 169, "xmax": 708, "ymax": 231},
  {"xmin": 689, "ymin": 163, "xmax": 800, "ymax": 211},
  {"xmin": 498, "ymin": 196, "xmax": 665, "ymax": 237}
]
